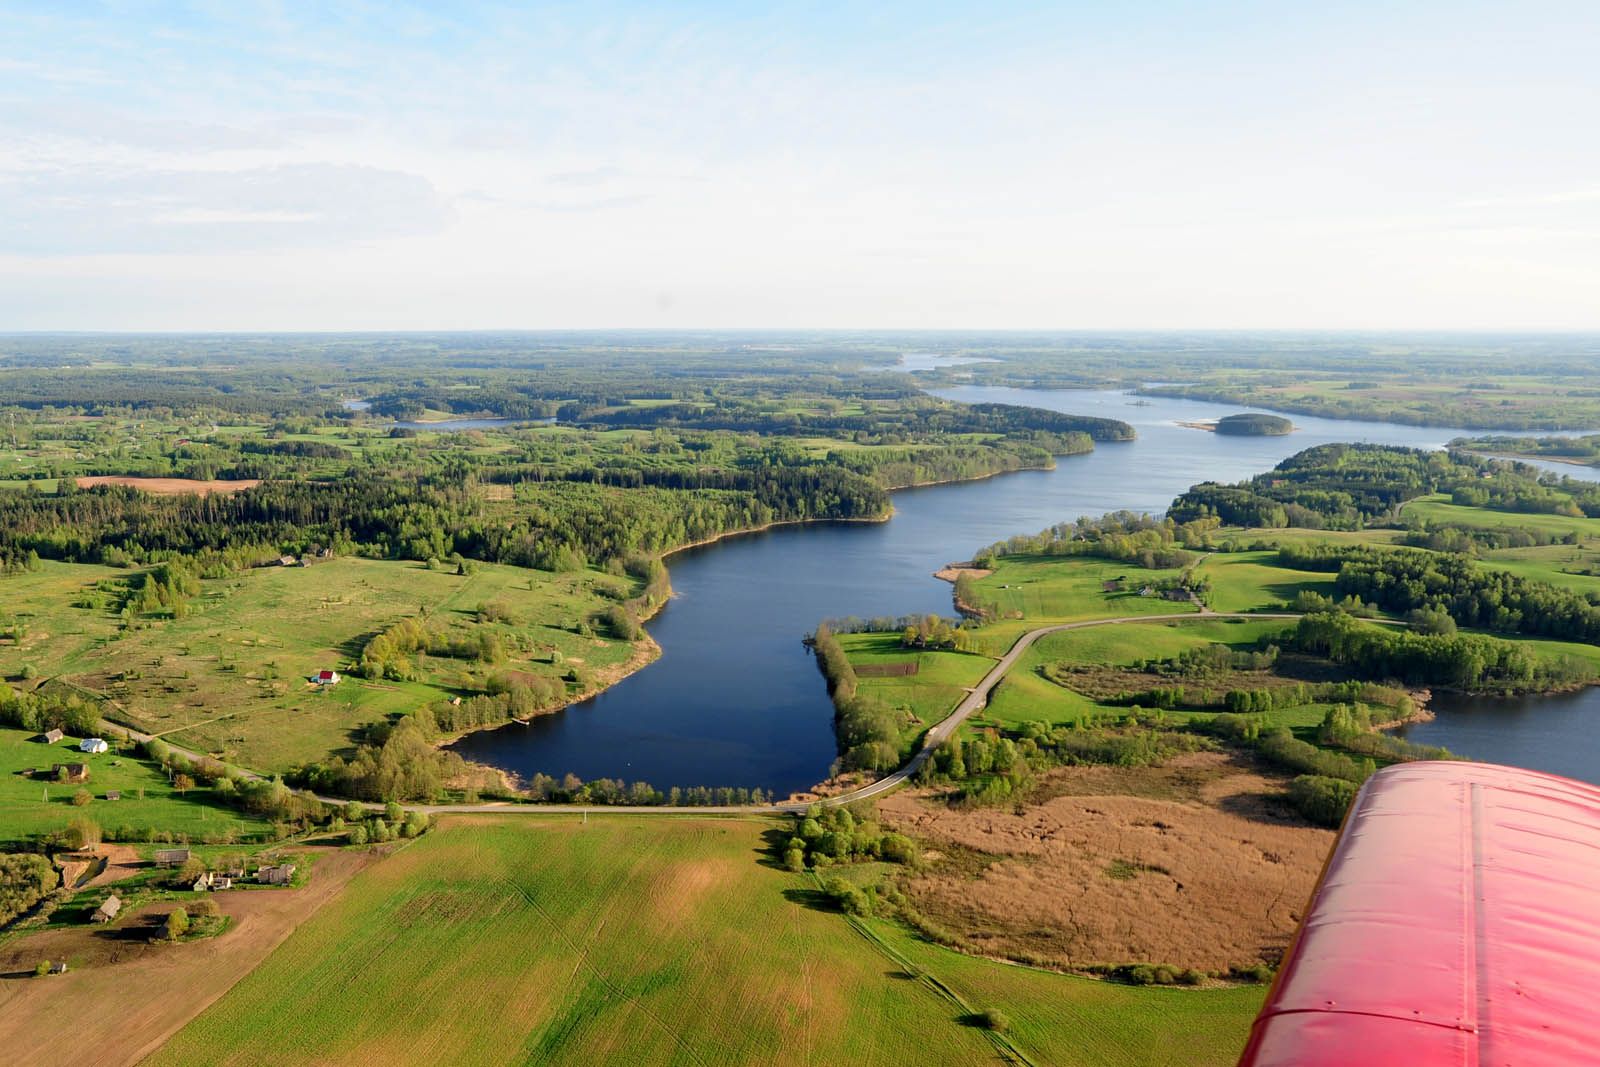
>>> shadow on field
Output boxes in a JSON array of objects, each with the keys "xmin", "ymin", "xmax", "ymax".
[
  {"xmin": 753, "ymin": 825, "xmax": 793, "ymax": 870},
  {"xmin": 1215, "ymin": 786, "xmax": 1303, "ymax": 827},
  {"xmin": 781, "ymin": 887, "xmax": 841, "ymax": 913}
]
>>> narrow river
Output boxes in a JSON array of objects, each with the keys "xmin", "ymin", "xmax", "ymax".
[{"xmin": 449, "ymin": 387, "xmax": 1600, "ymax": 794}]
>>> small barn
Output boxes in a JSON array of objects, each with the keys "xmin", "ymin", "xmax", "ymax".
[
  {"xmin": 277, "ymin": 555, "xmax": 297, "ymax": 566},
  {"xmin": 53, "ymin": 763, "xmax": 89, "ymax": 783},
  {"xmin": 153, "ymin": 848, "xmax": 191, "ymax": 867},
  {"xmin": 192, "ymin": 872, "xmax": 234, "ymax": 892},
  {"xmin": 313, "ymin": 670, "xmax": 341, "ymax": 686},
  {"xmin": 105, "ymin": 790, "xmax": 122, "ymax": 801},
  {"xmin": 92, "ymin": 895, "xmax": 122, "ymax": 923},
  {"xmin": 40, "ymin": 729, "xmax": 64, "ymax": 745},
  {"xmin": 256, "ymin": 864, "xmax": 297, "ymax": 886},
  {"xmin": 79, "ymin": 737, "xmax": 109, "ymax": 755},
  {"xmin": 49, "ymin": 961, "xmax": 68, "ymax": 975}
]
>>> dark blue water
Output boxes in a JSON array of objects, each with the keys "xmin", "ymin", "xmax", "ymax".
[
  {"xmin": 449, "ymin": 387, "xmax": 1600, "ymax": 795},
  {"xmin": 1396, "ymin": 688, "xmax": 1600, "ymax": 784}
]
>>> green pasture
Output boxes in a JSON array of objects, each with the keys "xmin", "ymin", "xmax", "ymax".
[
  {"xmin": 969, "ymin": 555, "xmax": 1197, "ymax": 629},
  {"xmin": 1193, "ymin": 551, "xmax": 1335, "ymax": 613},
  {"xmin": 1, "ymin": 558, "xmax": 638, "ymax": 772},
  {"xmin": 839, "ymin": 633, "xmax": 995, "ymax": 732},
  {"xmin": 1403, "ymin": 495, "xmax": 1599, "ymax": 539},
  {"xmin": 982, "ymin": 619, "xmax": 1292, "ymax": 728},
  {"xmin": 0, "ymin": 727, "xmax": 269, "ymax": 845},
  {"xmin": 148, "ymin": 815, "xmax": 1260, "ymax": 1067}
]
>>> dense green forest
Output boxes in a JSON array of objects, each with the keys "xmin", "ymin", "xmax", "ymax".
[
  {"xmin": 1278, "ymin": 543, "xmax": 1600, "ymax": 645},
  {"xmin": 1213, "ymin": 413, "xmax": 1293, "ymax": 436},
  {"xmin": 0, "ymin": 340, "xmax": 1140, "ymax": 570}
]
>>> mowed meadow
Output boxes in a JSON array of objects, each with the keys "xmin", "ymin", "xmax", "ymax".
[{"xmin": 147, "ymin": 816, "xmax": 1262, "ymax": 1067}]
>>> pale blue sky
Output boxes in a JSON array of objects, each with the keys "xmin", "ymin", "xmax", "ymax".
[{"xmin": 2, "ymin": 2, "xmax": 1597, "ymax": 329}]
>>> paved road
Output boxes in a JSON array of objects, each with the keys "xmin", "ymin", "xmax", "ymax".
[{"xmin": 94, "ymin": 610, "xmax": 1304, "ymax": 819}]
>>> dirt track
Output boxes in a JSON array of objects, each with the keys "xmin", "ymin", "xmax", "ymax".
[
  {"xmin": 0, "ymin": 849, "xmax": 379, "ymax": 1067},
  {"xmin": 74, "ymin": 476, "xmax": 261, "ymax": 496}
]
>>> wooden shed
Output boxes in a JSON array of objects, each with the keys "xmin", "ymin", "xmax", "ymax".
[{"xmin": 92, "ymin": 895, "xmax": 122, "ymax": 923}]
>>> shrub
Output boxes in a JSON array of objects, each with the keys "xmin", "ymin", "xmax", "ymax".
[
  {"xmin": 1288, "ymin": 774, "xmax": 1359, "ymax": 827},
  {"xmin": 975, "ymin": 1009, "xmax": 1011, "ymax": 1032},
  {"xmin": 165, "ymin": 907, "xmax": 189, "ymax": 941},
  {"xmin": 71, "ymin": 788, "xmax": 92, "ymax": 807},
  {"xmin": 819, "ymin": 875, "xmax": 872, "ymax": 916}
]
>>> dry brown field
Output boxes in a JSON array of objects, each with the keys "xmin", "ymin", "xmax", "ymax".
[
  {"xmin": 880, "ymin": 751, "xmax": 1333, "ymax": 972},
  {"xmin": 74, "ymin": 476, "xmax": 262, "ymax": 495}
]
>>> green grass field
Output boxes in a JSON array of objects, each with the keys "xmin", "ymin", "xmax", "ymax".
[
  {"xmin": 982, "ymin": 619, "xmax": 1292, "ymax": 728},
  {"xmin": 969, "ymin": 555, "xmax": 1197, "ymax": 626},
  {"xmin": 0, "ymin": 727, "xmax": 270, "ymax": 845},
  {"xmin": 1402, "ymin": 495, "xmax": 1600, "ymax": 539},
  {"xmin": 838, "ymin": 633, "xmax": 995, "ymax": 734},
  {"xmin": 0, "ymin": 558, "xmax": 639, "ymax": 771},
  {"xmin": 147, "ymin": 816, "xmax": 1261, "ymax": 1067},
  {"xmin": 1193, "ymin": 551, "xmax": 1336, "ymax": 613}
]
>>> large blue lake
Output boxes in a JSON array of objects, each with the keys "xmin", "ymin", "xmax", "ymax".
[{"xmin": 450, "ymin": 387, "xmax": 1600, "ymax": 795}]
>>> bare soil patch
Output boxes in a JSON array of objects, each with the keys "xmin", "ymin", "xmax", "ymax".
[
  {"xmin": 879, "ymin": 751, "xmax": 1332, "ymax": 973},
  {"xmin": 0, "ymin": 847, "xmax": 381, "ymax": 1067},
  {"xmin": 83, "ymin": 844, "xmax": 143, "ymax": 890},
  {"xmin": 75, "ymin": 475, "xmax": 262, "ymax": 496}
]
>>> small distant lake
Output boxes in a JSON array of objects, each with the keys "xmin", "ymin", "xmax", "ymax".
[
  {"xmin": 893, "ymin": 352, "xmax": 1001, "ymax": 372},
  {"xmin": 391, "ymin": 416, "xmax": 553, "ymax": 432},
  {"xmin": 448, "ymin": 386, "xmax": 1600, "ymax": 795},
  {"xmin": 338, "ymin": 399, "xmax": 550, "ymax": 432}
]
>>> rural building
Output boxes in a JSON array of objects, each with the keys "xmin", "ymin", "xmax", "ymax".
[
  {"xmin": 92, "ymin": 895, "xmax": 122, "ymax": 923},
  {"xmin": 53, "ymin": 763, "xmax": 89, "ymax": 783},
  {"xmin": 105, "ymin": 790, "xmax": 121, "ymax": 801},
  {"xmin": 313, "ymin": 670, "xmax": 341, "ymax": 686},
  {"xmin": 1163, "ymin": 588, "xmax": 1192, "ymax": 602},
  {"xmin": 49, "ymin": 961, "xmax": 68, "ymax": 974},
  {"xmin": 256, "ymin": 864, "xmax": 297, "ymax": 885},
  {"xmin": 1102, "ymin": 579, "xmax": 1124, "ymax": 592},
  {"xmin": 40, "ymin": 729, "xmax": 64, "ymax": 745},
  {"xmin": 153, "ymin": 848, "xmax": 191, "ymax": 867},
  {"xmin": 191, "ymin": 872, "xmax": 234, "ymax": 892},
  {"xmin": 79, "ymin": 737, "xmax": 109, "ymax": 754},
  {"xmin": 277, "ymin": 555, "xmax": 297, "ymax": 566}
]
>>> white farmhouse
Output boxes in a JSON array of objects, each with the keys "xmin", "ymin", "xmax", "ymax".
[{"xmin": 79, "ymin": 737, "xmax": 109, "ymax": 754}]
